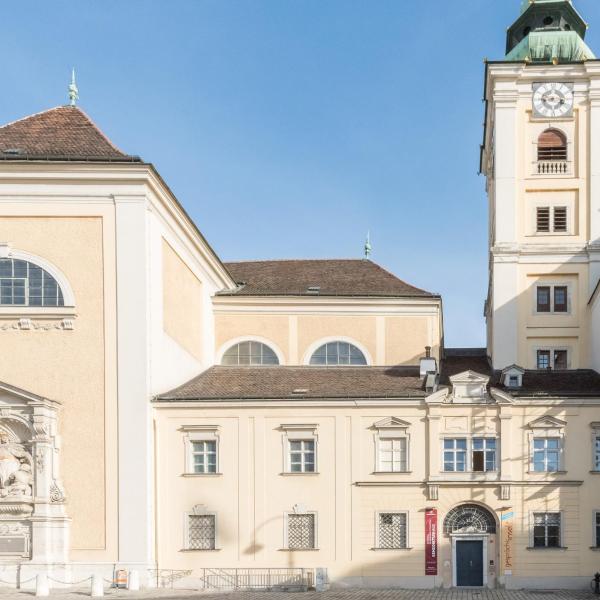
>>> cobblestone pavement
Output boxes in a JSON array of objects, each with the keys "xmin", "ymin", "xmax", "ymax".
[{"xmin": 0, "ymin": 588, "xmax": 596, "ymax": 600}]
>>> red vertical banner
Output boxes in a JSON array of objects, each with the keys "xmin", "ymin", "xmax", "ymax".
[{"xmin": 425, "ymin": 508, "xmax": 438, "ymax": 576}]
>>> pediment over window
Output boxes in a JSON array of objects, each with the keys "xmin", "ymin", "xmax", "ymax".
[
  {"xmin": 527, "ymin": 416, "xmax": 567, "ymax": 430},
  {"xmin": 373, "ymin": 417, "xmax": 410, "ymax": 430},
  {"xmin": 448, "ymin": 371, "xmax": 491, "ymax": 403}
]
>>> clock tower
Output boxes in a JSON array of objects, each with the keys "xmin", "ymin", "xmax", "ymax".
[{"xmin": 482, "ymin": 0, "xmax": 600, "ymax": 372}]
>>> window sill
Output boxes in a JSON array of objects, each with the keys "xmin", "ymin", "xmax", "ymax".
[
  {"xmin": 280, "ymin": 472, "xmax": 320, "ymax": 476},
  {"xmin": 0, "ymin": 306, "xmax": 76, "ymax": 317},
  {"xmin": 527, "ymin": 471, "xmax": 567, "ymax": 475},
  {"xmin": 182, "ymin": 473, "xmax": 223, "ymax": 477},
  {"xmin": 180, "ymin": 548, "xmax": 221, "ymax": 552},
  {"xmin": 590, "ymin": 471, "xmax": 600, "ymax": 474},
  {"xmin": 525, "ymin": 547, "xmax": 568, "ymax": 551},
  {"xmin": 590, "ymin": 547, "xmax": 600, "ymax": 551},
  {"xmin": 372, "ymin": 471, "xmax": 412, "ymax": 475},
  {"xmin": 371, "ymin": 547, "xmax": 413, "ymax": 551},
  {"xmin": 278, "ymin": 548, "xmax": 319, "ymax": 552}
]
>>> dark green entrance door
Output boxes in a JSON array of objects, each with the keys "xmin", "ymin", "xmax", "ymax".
[{"xmin": 456, "ymin": 540, "xmax": 483, "ymax": 586}]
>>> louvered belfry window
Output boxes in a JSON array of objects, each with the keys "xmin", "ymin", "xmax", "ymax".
[
  {"xmin": 538, "ymin": 129, "xmax": 567, "ymax": 161},
  {"xmin": 188, "ymin": 514, "xmax": 216, "ymax": 550},
  {"xmin": 287, "ymin": 513, "xmax": 316, "ymax": 549}
]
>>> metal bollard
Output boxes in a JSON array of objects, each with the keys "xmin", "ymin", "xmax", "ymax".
[
  {"xmin": 35, "ymin": 573, "xmax": 50, "ymax": 597},
  {"xmin": 91, "ymin": 575, "xmax": 104, "ymax": 597},
  {"xmin": 594, "ymin": 572, "xmax": 600, "ymax": 595},
  {"xmin": 128, "ymin": 570, "xmax": 140, "ymax": 591}
]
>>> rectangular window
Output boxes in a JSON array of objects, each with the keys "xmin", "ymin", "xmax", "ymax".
[
  {"xmin": 537, "ymin": 350, "xmax": 551, "ymax": 370},
  {"xmin": 594, "ymin": 436, "xmax": 600, "ymax": 472},
  {"xmin": 379, "ymin": 438, "xmax": 407, "ymax": 472},
  {"xmin": 595, "ymin": 511, "xmax": 600, "ymax": 548},
  {"xmin": 553, "ymin": 286, "xmax": 568, "ymax": 313},
  {"xmin": 533, "ymin": 512, "xmax": 561, "ymax": 548},
  {"xmin": 289, "ymin": 440, "xmax": 315, "ymax": 473},
  {"xmin": 377, "ymin": 513, "xmax": 408, "ymax": 549},
  {"xmin": 443, "ymin": 438, "xmax": 467, "ymax": 472},
  {"xmin": 553, "ymin": 350, "xmax": 568, "ymax": 369},
  {"xmin": 553, "ymin": 206, "xmax": 568, "ymax": 232},
  {"xmin": 536, "ymin": 206, "xmax": 569, "ymax": 234},
  {"xmin": 536, "ymin": 287, "xmax": 551, "ymax": 312},
  {"xmin": 536, "ymin": 207, "xmax": 550, "ymax": 232},
  {"xmin": 533, "ymin": 437, "xmax": 561, "ymax": 472},
  {"xmin": 472, "ymin": 438, "xmax": 497, "ymax": 472},
  {"xmin": 191, "ymin": 441, "xmax": 217, "ymax": 474},
  {"xmin": 188, "ymin": 514, "xmax": 216, "ymax": 550},
  {"xmin": 287, "ymin": 513, "xmax": 316, "ymax": 549}
]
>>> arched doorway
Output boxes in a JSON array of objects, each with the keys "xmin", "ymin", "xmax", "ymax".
[{"xmin": 444, "ymin": 504, "xmax": 497, "ymax": 587}]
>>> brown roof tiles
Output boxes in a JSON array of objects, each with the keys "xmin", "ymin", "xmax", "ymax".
[
  {"xmin": 0, "ymin": 106, "xmax": 138, "ymax": 161},
  {"xmin": 220, "ymin": 259, "xmax": 436, "ymax": 298}
]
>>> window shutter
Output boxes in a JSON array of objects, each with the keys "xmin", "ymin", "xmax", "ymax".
[
  {"xmin": 553, "ymin": 207, "xmax": 567, "ymax": 232},
  {"xmin": 536, "ymin": 207, "xmax": 550, "ymax": 232},
  {"xmin": 538, "ymin": 130, "xmax": 567, "ymax": 160}
]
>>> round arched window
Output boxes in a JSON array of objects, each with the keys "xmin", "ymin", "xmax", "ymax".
[
  {"xmin": 309, "ymin": 341, "xmax": 367, "ymax": 366},
  {"xmin": 221, "ymin": 341, "xmax": 279, "ymax": 366},
  {"xmin": 444, "ymin": 505, "xmax": 496, "ymax": 535},
  {"xmin": 0, "ymin": 258, "xmax": 64, "ymax": 306},
  {"xmin": 538, "ymin": 129, "xmax": 567, "ymax": 162}
]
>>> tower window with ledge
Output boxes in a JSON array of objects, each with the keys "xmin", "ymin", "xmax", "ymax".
[{"xmin": 0, "ymin": 258, "xmax": 64, "ymax": 307}]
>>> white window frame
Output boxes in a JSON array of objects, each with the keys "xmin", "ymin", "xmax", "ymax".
[
  {"xmin": 183, "ymin": 506, "xmax": 218, "ymax": 551},
  {"xmin": 592, "ymin": 423, "xmax": 600, "ymax": 473},
  {"xmin": 280, "ymin": 424, "xmax": 318, "ymax": 474},
  {"xmin": 373, "ymin": 418, "xmax": 411, "ymax": 473},
  {"xmin": 283, "ymin": 509, "xmax": 318, "ymax": 550},
  {"xmin": 288, "ymin": 439, "xmax": 316, "ymax": 473},
  {"xmin": 533, "ymin": 282, "xmax": 572, "ymax": 316},
  {"xmin": 531, "ymin": 437, "xmax": 562, "ymax": 472},
  {"xmin": 181, "ymin": 425, "xmax": 220, "ymax": 475},
  {"xmin": 441, "ymin": 436, "xmax": 499, "ymax": 473},
  {"xmin": 374, "ymin": 510, "xmax": 410, "ymax": 550},
  {"xmin": 529, "ymin": 511, "xmax": 563, "ymax": 549},
  {"xmin": 534, "ymin": 205, "xmax": 570, "ymax": 234},
  {"xmin": 527, "ymin": 418, "xmax": 566, "ymax": 473},
  {"xmin": 442, "ymin": 438, "xmax": 467, "ymax": 472}
]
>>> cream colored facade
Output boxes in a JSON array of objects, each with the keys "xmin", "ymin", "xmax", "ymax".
[{"xmin": 1, "ymin": 0, "xmax": 600, "ymax": 591}]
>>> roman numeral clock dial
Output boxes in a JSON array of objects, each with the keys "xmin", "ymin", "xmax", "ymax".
[{"xmin": 533, "ymin": 82, "xmax": 574, "ymax": 118}]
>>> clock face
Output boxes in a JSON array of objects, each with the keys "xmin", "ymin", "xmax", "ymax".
[{"xmin": 533, "ymin": 82, "xmax": 574, "ymax": 118}]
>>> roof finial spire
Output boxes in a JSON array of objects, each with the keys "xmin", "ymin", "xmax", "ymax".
[
  {"xmin": 364, "ymin": 231, "xmax": 372, "ymax": 260},
  {"xmin": 68, "ymin": 68, "xmax": 79, "ymax": 107}
]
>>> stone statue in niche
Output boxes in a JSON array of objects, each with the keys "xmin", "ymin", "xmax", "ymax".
[{"xmin": 0, "ymin": 432, "xmax": 32, "ymax": 498}]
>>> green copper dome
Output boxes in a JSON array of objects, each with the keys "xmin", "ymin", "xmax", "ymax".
[{"xmin": 506, "ymin": 0, "xmax": 595, "ymax": 62}]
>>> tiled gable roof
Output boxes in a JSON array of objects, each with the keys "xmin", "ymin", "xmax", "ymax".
[
  {"xmin": 219, "ymin": 259, "xmax": 436, "ymax": 298},
  {"xmin": 155, "ymin": 366, "xmax": 426, "ymax": 401},
  {"xmin": 0, "ymin": 106, "xmax": 138, "ymax": 161}
]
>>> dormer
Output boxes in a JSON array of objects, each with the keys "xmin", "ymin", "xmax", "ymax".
[
  {"xmin": 501, "ymin": 365, "xmax": 525, "ymax": 389},
  {"xmin": 448, "ymin": 371, "xmax": 491, "ymax": 403}
]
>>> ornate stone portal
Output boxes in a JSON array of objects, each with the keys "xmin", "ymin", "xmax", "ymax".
[{"xmin": 0, "ymin": 382, "xmax": 69, "ymax": 563}]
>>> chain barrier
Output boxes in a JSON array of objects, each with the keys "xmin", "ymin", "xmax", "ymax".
[
  {"xmin": 0, "ymin": 575, "xmax": 40, "ymax": 586},
  {"xmin": 47, "ymin": 575, "xmax": 93, "ymax": 586}
]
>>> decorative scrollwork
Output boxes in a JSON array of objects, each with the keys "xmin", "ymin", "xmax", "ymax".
[{"xmin": 444, "ymin": 504, "xmax": 497, "ymax": 534}]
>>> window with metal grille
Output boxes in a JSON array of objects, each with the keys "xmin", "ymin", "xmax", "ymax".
[
  {"xmin": 533, "ymin": 437, "xmax": 561, "ymax": 472},
  {"xmin": 191, "ymin": 441, "xmax": 217, "ymax": 473},
  {"xmin": 553, "ymin": 206, "xmax": 568, "ymax": 232},
  {"xmin": 537, "ymin": 129, "xmax": 567, "ymax": 161},
  {"xmin": 443, "ymin": 438, "xmax": 467, "ymax": 472},
  {"xmin": 472, "ymin": 438, "xmax": 497, "ymax": 472},
  {"xmin": 378, "ymin": 513, "xmax": 407, "ymax": 549},
  {"xmin": 0, "ymin": 258, "xmax": 64, "ymax": 306},
  {"xmin": 536, "ymin": 286, "xmax": 551, "ymax": 312},
  {"xmin": 533, "ymin": 512, "xmax": 561, "ymax": 548},
  {"xmin": 221, "ymin": 341, "xmax": 279, "ymax": 365},
  {"xmin": 536, "ymin": 207, "xmax": 550, "ymax": 232},
  {"xmin": 289, "ymin": 440, "xmax": 315, "ymax": 472},
  {"xmin": 309, "ymin": 341, "xmax": 367, "ymax": 365},
  {"xmin": 188, "ymin": 514, "xmax": 216, "ymax": 550},
  {"xmin": 595, "ymin": 511, "xmax": 600, "ymax": 547},
  {"xmin": 378, "ymin": 438, "xmax": 407, "ymax": 472},
  {"xmin": 287, "ymin": 513, "xmax": 316, "ymax": 549}
]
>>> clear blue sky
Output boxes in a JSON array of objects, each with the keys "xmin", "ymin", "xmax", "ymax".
[{"xmin": 2, "ymin": 0, "xmax": 599, "ymax": 347}]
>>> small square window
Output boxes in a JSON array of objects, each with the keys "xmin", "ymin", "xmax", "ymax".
[
  {"xmin": 188, "ymin": 514, "xmax": 216, "ymax": 550},
  {"xmin": 287, "ymin": 513, "xmax": 316, "ymax": 549},
  {"xmin": 191, "ymin": 440, "xmax": 217, "ymax": 474},
  {"xmin": 378, "ymin": 513, "xmax": 407, "ymax": 549},
  {"xmin": 288, "ymin": 439, "xmax": 315, "ymax": 473},
  {"xmin": 537, "ymin": 350, "xmax": 551, "ymax": 370},
  {"xmin": 533, "ymin": 512, "xmax": 561, "ymax": 548}
]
